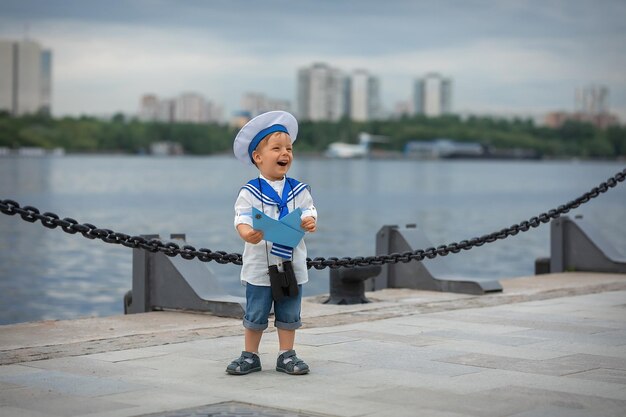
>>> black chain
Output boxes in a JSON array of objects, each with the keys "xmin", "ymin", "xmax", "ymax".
[{"xmin": 1, "ymin": 168, "xmax": 624, "ymax": 269}]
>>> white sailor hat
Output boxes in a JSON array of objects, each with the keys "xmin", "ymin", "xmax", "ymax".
[{"xmin": 233, "ymin": 110, "xmax": 298, "ymax": 165}]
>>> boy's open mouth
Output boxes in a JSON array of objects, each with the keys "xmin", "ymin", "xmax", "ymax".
[{"xmin": 277, "ymin": 161, "xmax": 288, "ymax": 167}]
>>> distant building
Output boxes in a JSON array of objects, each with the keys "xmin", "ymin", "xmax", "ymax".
[
  {"xmin": 544, "ymin": 111, "xmax": 619, "ymax": 129},
  {"xmin": 175, "ymin": 93, "xmax": 206, "ymax": 123},
  {"xmin": 349, "ymin": 69, "xmax": 381, "ymax": 122},
  {"xmin": 138, "ymin": 93, "xmax": 223, "ymax": 124},
  {"xmin": 241, "ymin": 92, "xmax": 291, "ymax": 118},
  {"xmin": 413, "ymin": 72, "xmax": 452, "ymax": 117},
  {"xmin": 139, "ymin": 94, "xmax": 159, "ymax": 122},
  {"xmin": 576, "ymin": 84, "xmax": 609, "ymax": 115},
  {"xmin": 39, "ymin": 49, "xmax": 52, "ymax": 114},
  {"xmin": 204, "ymin": 101, "xmax": 224, "ymax": 124},
  {"xmin": 544, "ymin": 85, "xmax": 620, "ymax": 129},
  {"xmin": 392, "ymin": 100, "xmax": 413, "ymax": 118},
  {"xmin": 157, "ymin": 98, "xmax": 175, "ymax": 123},
  {"xmin": 0, "ymin": 39, "xmax": 53, "ymax": 115},
  {"xmin": 297, "ymin": 62, "xmax": 347, "ymax": 121}
]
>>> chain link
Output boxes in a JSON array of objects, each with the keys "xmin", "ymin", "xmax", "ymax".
[{"xmin": 1, "ymin": 168, "xmax": 624, "ymax": 269}]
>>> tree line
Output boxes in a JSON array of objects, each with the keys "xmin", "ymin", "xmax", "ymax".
[{"xmin": 1, "ymin": 111, "xmax": 624, "ymax": 158}]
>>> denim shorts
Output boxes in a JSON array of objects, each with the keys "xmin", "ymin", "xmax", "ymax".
[{"xmin": 243, "ymin": 283, "xmax": 302, "ymax": 331}]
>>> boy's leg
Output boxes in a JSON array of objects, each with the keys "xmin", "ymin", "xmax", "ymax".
[
  {"xmin": 245, "ymin": 328, "xmax": 264, "ymax": 352},
  {"xmin": 274, "ymin": 285, "xmax": 309, "ymax": 374},
  {"xmin": 226, "ymin": 284, "xmax": 272, "ymax": 375},
  {"xmin": 277, "ymin": 328, "xmax": 295, "ymax": 351}
]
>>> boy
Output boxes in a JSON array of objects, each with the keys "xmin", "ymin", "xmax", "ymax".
[{"xmin": 227, "ymin": 111, "xmax": 317, "ymax": 375}]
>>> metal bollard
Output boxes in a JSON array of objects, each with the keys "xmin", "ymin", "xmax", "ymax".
[
  {"xmin": 323, "ymin": 265, "xmax": 381, "ymax": 305},
  {"xmin": 544, "ymin": 215, "xmax": 626, "ymax": 274},
  {"xmin": 374, "ymin": 224, "xmax": 502, "ymax": 295},
  {"xmin": 126, "ymin": 234, "xmax": 245, "ymax": 318}
]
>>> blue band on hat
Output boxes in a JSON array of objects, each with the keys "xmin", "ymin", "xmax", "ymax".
[{"xmin": 248, "ymin": 124, "xmax": 289, "ymax": 162}]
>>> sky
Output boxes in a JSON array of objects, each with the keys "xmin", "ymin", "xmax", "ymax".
[{"xmin": 1, "ymin": 0, "xmax": 625, "ymax": 121}]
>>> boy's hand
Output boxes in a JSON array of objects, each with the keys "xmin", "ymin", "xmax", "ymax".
[
  {"xmin": 301, "ymin": 216, "xmax": 317, "ymax": 233},
  {"xmin": 237, "ymin": 224, "xmax": 264, "ymax": 244}
]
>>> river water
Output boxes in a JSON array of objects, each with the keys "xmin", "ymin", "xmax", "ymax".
[{"xmin": 1, "ymin": 155, "xmax": 624, "ymax": 325}]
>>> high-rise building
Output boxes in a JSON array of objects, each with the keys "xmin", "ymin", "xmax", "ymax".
[
  {"xmin": 204, "ymin": 100, "xmax": 224, "ymax": 124},
  {"xmin": 241, "ymin": 92, "xmax": 291, "ymax": 118},
  {"xmin": 0, "ymin": 42, "xmax": 12, "ymax": 113},
  {"xmin": 544, "ymin": 84, "xmax": 619, "ymax": 129},
  {"xmin": 138, "ymin": 92, "xmax": 223, "ymax": 124},
  {"xmin": 297, "ymin": 62, "xmax": 346, "ymax": 121},
  {"xmin": 139, "ymin": 94, "xmax": 159, "ymax": 122},
  {"xmin": 350, "ymin": 69, "xmax": 381, "ymax": 122},
  {"xmin": 40, "ymin": 49, "xmax": 52, "ymax": 114},
  {"xmin": 157, "ymin": 99, "xmax": 175, "ymax": 123},
  {"xmin": 0, "ymin": 39, "xmax": 52, "ymax": 115},
  {"xmin": 175, "ymin": 93, "xmax": 206, "ymax": 123},
  {"xmin": 413, "ymin": 72, "xmax": 452, "ymax": 117},
  {"xmin": 576, "ymin": 85, "xmax": 609, "ymax": 115}
]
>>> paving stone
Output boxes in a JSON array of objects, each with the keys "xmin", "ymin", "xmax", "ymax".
[
  {"xmin": 246, "ymin": 392, "xmax": 390, "ymax": 417},
  {"xmin": 567, "ymin": 368, "xmax": 626, "ymax": 385},
  {"xmin": 616, "ymin": 387, "xmax": 626, "ymax": 400},
  {"xmin": 391, "ymin": 315, "xmax": 533, "ymax": 335},
  {"xmin": 363, "ymin": 406, "xmax": 475, "ymax": 417},
  {"xmin": 428, "ymin": 310, "xmax": 619, "ymax": 334},
  {"xmin": 436, "ymin": 352, "xmax": 614, "ymax": 376},
  {"xmin": 0, "ymin": 380, "xmax": 20, "ymax": 390},
  {"xmin": 419, "ymin": 329, "xmax": 545, "ymax": 346},
  {"xmin": 118, "ymin": 352, "xmax": 222, "ymax": 376},
  {"xmin": 0, "ymin": 364, "xmax": 44, "ymax": 377},
  {"xmin": 527, "ymin": 340, "xmax": 626, "ymax": 359},
  {"xmin": 322, "ymin": 345, "xmax": 483, "ymax": 377},
  {"xmin": 0, "ymin": 369, "xmax": 146, "ymax": 397},
  {"xmin": 97, "ymin": 389, "xmax": 230, "ymax": 415},
  {"xmin": 436, "ymin": 353, "xmax": 526, "ymax": 371},
  {"xmin": 301, "ymin": 359, "xmax": 365, "ymax": 377},
  {"xmin": 339, "ymin": 320, "xmax": 426, "ymax": 336},
  {"xmin": 318, "ymin": 329, "xmax": 446, "ymax": 347},
  {"xmin": 365, "ymin": 385, "xmax": 626, "ymax": 417},
  {"xmin": 506, "ymin": 405, "xmax": 603, "ymax": 417},
  {"xmin": 550, "ymin": 353, "xmax": 626, "ymax": 372},
  {"xmin": 437, "ymin": 339, "xmax": 570, "ymax": 360},
  {"xmin": 360, "ymin": 386, "xmax": 530, "ymax": 417},
  {"xmin": 0, "ymin": 386, "xmax": 134, "ymax": 416},
  {"xmin": 87, "ymin": 344, "xmax": 184, "ymax": 363},
  {"xmin": 485, "ymin": 386, "xmax": 626, "ymax": 417},
  {"xmin": 450, "ymin": 368, "xmax": 626, "ymax": 400},
  {"xmin": 0, "ymin": 406, "xmax": 52, "ymax": 417},
  {"xmin": 135, "ymin": 400, "xmax": 331, "ymax": 416},
  {"xmin": 509, "ymin": 328, "xmax": 626, "ymax": 346},
  {"xmin": 338, "ymin": 368, "xmax": 496, "ymax": 395},
  {"xmin": 290, "ymin": 332, "xmax": 361, "ymax": 347},
  {"xmin": 23, "ymin": 356, "xmax": 158, "ymax": 378}
]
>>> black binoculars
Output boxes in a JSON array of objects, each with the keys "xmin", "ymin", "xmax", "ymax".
[{"xmin": 269, "ymin": 261, "xmax": 299, "ymax": 301}]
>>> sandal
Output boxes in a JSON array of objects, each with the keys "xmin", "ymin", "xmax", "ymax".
[
  {"xmin": 226, "ymin": 351, "xmax": 261, "ymax": 375},
  {"xmin": 276, "ymin": 350, "xmax": 309, "ymax": 375}
]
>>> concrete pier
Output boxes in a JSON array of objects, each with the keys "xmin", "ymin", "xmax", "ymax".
[{"xmin": 1, "ymin": 272, "xmax": 626, "ymax": 416}]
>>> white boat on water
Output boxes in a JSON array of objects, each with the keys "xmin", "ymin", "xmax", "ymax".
[{"xmin": 325, "ymin": 132, "xmax": 388, "ymax": 158}]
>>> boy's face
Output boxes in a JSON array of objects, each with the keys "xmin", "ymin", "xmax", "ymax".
[{"xmin": 252, "ymin": 132, "xmax": 293, "ymax": 181}]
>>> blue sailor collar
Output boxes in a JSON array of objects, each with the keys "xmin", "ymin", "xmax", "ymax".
[{"xmin": 242, "ymin": 176, "xmax": 309, "ymax": 212}]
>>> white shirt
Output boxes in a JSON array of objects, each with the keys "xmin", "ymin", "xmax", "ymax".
[{"xmin": 234, "ymin": 174, "xmax": 317, "ymax": 286}]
